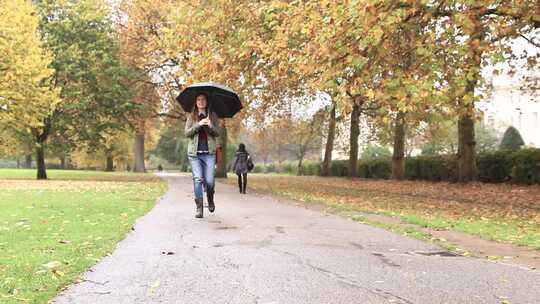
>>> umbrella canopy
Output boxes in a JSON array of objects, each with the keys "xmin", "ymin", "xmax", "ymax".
[{"xmin": 176, "ymin": 82, "xmax": 242, "ymax": 118}]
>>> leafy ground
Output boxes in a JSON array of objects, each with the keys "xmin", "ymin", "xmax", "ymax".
[
  {"xmin": 0, "ymin": 169, "xmax": 167, "ymax": 303},
  {"xmin": 224, "ymin": 174, "xmax": 540, "ymax": 249}
]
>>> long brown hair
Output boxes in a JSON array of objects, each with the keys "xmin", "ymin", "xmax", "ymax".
[{"xmin": 191, "ymin": 92, "xmax": 211, "ymax": 121}]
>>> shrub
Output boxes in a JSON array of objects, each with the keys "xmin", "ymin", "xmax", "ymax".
[
  {"xmin": 281, "ymin": 162, "xmax": 296, "ymax": 175},
  {"xmin": 252, "ymin": 164, "xmax": 264, "ymax": 173},
  {"xmin": 330, "ymin": 160, "xmax": 348, "ymax": 177},
  {"xmin": 500, "ymin": 126, "xmax": 525, "ymax": 151},
  {"xmin": 477, "ymin": 151, "xmax": 511, "ymax": 182},
  {"xmin": 509, "ymin": 148, "xmax": 540, "ymax": 184},
  {"xmin": 265, "ymin": 163, "xmax": 277, "ymax": 173},
  {"xmin": 358, "ymin": 158, "xmax": 392, "ymax": 179},
  {"xmin": 361, "ymin": 144, "xmax": 392, "ymax": 159},
  {"xmin": 301, "ymin": 160, "xmax": 320, "ymax": 176},
  {"xmin": 404, "ymin": 155, "xmax": 456, "ymax": 181}
]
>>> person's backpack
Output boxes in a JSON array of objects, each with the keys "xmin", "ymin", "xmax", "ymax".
[{"xmin": 247, "ymin": 155, "xmax": 254, "ymax": 171}]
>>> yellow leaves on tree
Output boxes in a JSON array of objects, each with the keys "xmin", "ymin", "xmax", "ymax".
[{"xmin": 0, "ymin": 0, "xmax": 60, "ymax": 130}]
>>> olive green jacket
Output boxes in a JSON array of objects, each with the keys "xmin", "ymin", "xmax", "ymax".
[{"xmin": 184, "ymin": 112, "xmax": 221, "ymax": 156}]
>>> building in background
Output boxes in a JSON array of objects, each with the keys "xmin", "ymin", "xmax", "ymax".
[{"xmin": 479, "ymin": 73, "xmax": 539, "ymax": 147}]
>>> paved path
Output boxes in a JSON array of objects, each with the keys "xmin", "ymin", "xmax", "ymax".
[{"xmin": 54, "ymin": 174, "xmax": 540, "ymax": 304}]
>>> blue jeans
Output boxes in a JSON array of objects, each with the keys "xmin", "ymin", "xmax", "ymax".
[{"xmin": 189, "ymin": 154, "xmax": 216, "ymax": 199}]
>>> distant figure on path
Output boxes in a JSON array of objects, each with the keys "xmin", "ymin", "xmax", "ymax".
[
  {"xmin": 184, "ymin": 93, "xmax": 221, "ymax": 218},
  {"xmin": 232, "ymin": 143, "xmax": 253, "ymax": 194}
]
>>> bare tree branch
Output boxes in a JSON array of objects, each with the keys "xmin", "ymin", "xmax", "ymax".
[{"xmin": 520, "ymin": 34, "xmax": 540, "ymax": 48}]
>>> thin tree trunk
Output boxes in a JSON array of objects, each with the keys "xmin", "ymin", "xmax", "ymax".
[
  {"xmin": 105, "ymin": 153, "xmax": 114, "ymax": 172},
  {"xmin": 25, "ymin": 154, "xmax": 32, "ymax": 168},
  {"xmin": 297, "ymin": 155, "xmax": 304, "ymax": 176},
  {"xmin": 59, "ymin": 155, "xmax": 66, "ymax": 169},
  {"xmin": 321, "ymin": 102, "xmax": 336, "ymax": 176},
  {"xmin": 216, "ymin": 122, "xmax": 228, "ymax": 178},
  {"xmin": 133, "ymin": 132, "xmax": 146, "ymax": 172},
  {"xmin": 16, "ymin": 158, "xmax": 20, "ymax": 169},
  {"xmin": 349, "ymin": 100, "xmax": 361, "ymax": 177},
  {"xmin": 391, "ymin": 111, "xmax": 406, "ymax": 180},
  {"xmin": 36, "ymin": 144, "xmax": 47, "ymax": 180}
]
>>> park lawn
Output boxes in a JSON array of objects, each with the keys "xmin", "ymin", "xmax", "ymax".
[
  {"xmin": 0, "ymin": 168, "xmax": 160, "ymax": 182},
  {"xmin": 0, "ymin": 170, "xmax": 167, "ymax": 303},
  {"xmin": 225, "ymin": 175, "xmax": 540, "ymax": 249}
]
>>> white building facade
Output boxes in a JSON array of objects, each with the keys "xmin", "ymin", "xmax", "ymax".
[{"xmin": 480, "ymin": 74, "xmax": 540, "ymax": 147}]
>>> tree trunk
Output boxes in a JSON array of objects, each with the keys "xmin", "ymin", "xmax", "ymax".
[
  {"xmin": 321, "ymin": 102, "xmax": 336, "ymax": 176},
  {"xmin": 16, "ymin": 158, "xmax": 20, "ymax": 169},
  {"xmin": 458, "ymin": 114, "xmax": 478, "ymax": 182},
  {"xmin": 36, "ymin": 144, "xmax": 47, "ymax": 180},
  {"xmin": 106, "ymin": 154, "xmax": 114, "ymax": 172},
  {"xmin": 33, "ymin": 119, "xmax": 51, "ymax": 179},
  {"xmin": 349, "ymin": 100, "xmax": 361, "ymax": 177},
  {"xmin": 216, "ymin": 122, "xmax": 228, "ymax": 178},
  {"xmin": 59, "ymin": 155, "xmax": 66, "ymax": 169},
  {"xmin": 297, "ymin": 159, "xmax": 304, "ymax": 176},
  {"xmin": 456, "ymin": 17, "xmax": 483, "ymax": 182},
  {"xmin": 133, "ymin": 132, "xmax": 146, "ymax": 172},
  {"xmin": 25, "ymin": 154, "xmax": 32, "ymax": 168},
  {"xmin": 391, "ymin": 112, "xmax": 406, "ymax": 180}
]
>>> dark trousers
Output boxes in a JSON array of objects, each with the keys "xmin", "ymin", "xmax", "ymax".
[{"xmin": 237, "ymin": 173, "xmax": 247, "ymax": 193}]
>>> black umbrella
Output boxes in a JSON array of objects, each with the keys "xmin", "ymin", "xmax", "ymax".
[{"xmin": 176, "ymin": 82, "xmax": 242, "ymax": 118}]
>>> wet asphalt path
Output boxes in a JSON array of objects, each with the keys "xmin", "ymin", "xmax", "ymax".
[{"xmin": 54, "ymin": 173, "xmax": 540, "ymax": 304}]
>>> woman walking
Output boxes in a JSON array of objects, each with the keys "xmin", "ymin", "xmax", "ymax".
[
  {"xmin": 232, "ymin": 143, "xmax": 252, "ymax": 194},
  {"xmin": 184, "ymin": 93, "xmax": 220, "ymax": 218}
]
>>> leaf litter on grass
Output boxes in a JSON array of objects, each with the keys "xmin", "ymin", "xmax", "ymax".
[{"xmin": 229, "ymin": 175, "xmax": 540, "ymax": 248}]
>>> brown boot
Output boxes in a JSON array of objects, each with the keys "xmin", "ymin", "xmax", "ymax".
[
  {"xmin": 207, "ymin": 191, "xmax": 215, "ymax": 213},
  {"xmin": 195, "ymin": 198, "xmax": 203, "ymax": 218}
]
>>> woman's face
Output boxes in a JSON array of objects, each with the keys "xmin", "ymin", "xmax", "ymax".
[{"xmin": 196, "ymin": 95, "xmax": 208, "ymax": 110}]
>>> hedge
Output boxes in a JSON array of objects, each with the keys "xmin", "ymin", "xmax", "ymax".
[
  {"xmin": 476, "ymin": 150, "xmax": 511, "ymax": 182},
  {"xmin": 509, "ymin": 148, "xmax": 540, "ymax": 184},
  {"xmin": 358, "ymin": 158, "xmax": 392, "ymax": 179},
  {"xmin": 301, "ymin": 160, "xmax": 320, "ymax": 176},
  {"xmin": 404, "ymin": 155, "xmax": 456, "ymax": 182},
  {"xmin": 251, "ymin": 148, "xmax": 540, "ymax": 184},
  {"xmin": 330, "ymin": 160, "xmax": 348, "ymax": 177}
]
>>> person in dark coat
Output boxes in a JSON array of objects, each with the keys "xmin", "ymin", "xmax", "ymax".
[{"xmin": 232, "ymin": 143, "xmax": 252, "ymax": 194}]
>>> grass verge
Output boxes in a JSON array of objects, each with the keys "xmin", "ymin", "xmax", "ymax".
[{"xmin": 0, "ymin": 169, "xmax": 167, "ymax": 303}]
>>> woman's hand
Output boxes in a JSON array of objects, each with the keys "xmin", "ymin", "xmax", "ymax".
[{"xmin": 198, "ymin": 118, "xmax": 210, "ymax": 126}]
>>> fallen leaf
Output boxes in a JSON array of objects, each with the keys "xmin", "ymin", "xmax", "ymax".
[{"xmin": 42, "ymin": 261, "xmax": 61, "ymax": 269}]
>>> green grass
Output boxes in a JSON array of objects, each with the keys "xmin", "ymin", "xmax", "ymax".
[
  {"xmin": 0, "ymin": 170, "xmax": 167, "ymax": 303},
  {"xmin": 0, "ymin": 169, "xmax": 159, "ymax": 182},
  {"xmin": 350, "ymin": 215, "xmax": 433, "ymax": 240}
]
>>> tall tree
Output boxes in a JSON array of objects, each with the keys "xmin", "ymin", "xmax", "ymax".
[
  {"xmin": 428, "ymin": 1, "xmax": 539, "ymax": 181},
  {"xmin": 118, "ymin": 0, "xmax": 173, "ymax": 172},
  {"xmin": 320, "ymin": 98, "xmax": 337, "ymax": 176},
  {"xmin": 0, "ymin": 0, "xmax": 60, "ymax": 179},
  {"xmin": 34, "ymin": 0, "xmax": 135, "ymax": 179},
  {"xmin": 289, "ymin": 111, "xmax": 325, "ymax": 175}
]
